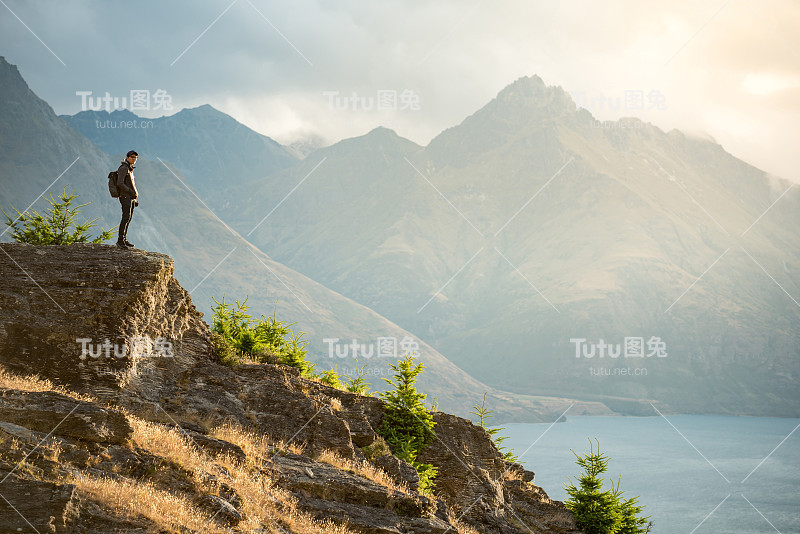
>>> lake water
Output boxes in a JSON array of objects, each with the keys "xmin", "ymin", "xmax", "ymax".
[{"xmin": 503, "ymin": 415, "xmax": 800, "ymax": 533}]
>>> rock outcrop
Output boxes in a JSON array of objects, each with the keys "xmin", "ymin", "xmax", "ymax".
[{"xmin": 0, "ymin": 243, "xmax": 580, "ymax": 533}]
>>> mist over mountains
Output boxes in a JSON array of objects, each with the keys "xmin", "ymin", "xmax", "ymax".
[
  {"xmin": 4, "ymin": 55, "xmax": 798, "ymax": 418},
  {"xmin": 213, "ymin": 75, "xmax": 799, "ymax": 416},
  {"xmin": 3, "ymin": 56, "xmax": 568, "ymax": 421}
]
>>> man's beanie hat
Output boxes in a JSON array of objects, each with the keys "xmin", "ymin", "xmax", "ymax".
[{"xmin": 127, "ymin": 150, "xmax": 138, "ymax": 157}]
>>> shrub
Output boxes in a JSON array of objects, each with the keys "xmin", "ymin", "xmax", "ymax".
[
  {"xmin": 318, "ymin": 366, "xmax": 342, "ymax": 389},
  {"xmin": 344, "ymin": 358, "xmax": 371, "ymax": 395},
  {"xmin": 361, "ymin": 437, "xmax": 391, "ymax": 461},
  {"xmin": 210, "ymin": 296, "xmax": 314, "ymax": 377},
  {"xmin": 564, "ymin": 439, "xmax": 651, "ymax": 534},
  {"xmin": 471, "ymin": 393, "xmax": 519, "ymax": 463},
  {"xmin": 377, "ymin": 355, "xmax": 438, "ymax": 496},
  {"xmin": 614, "ymin": 488, "xmax": 653, "ymax": 534},
  {"xmin": 2, "ymin": 187, "xmax": 115, "ymax": 245},
  {"xmin": 209, "ymin": 332, "xmax": 241, "ymax": 366}
]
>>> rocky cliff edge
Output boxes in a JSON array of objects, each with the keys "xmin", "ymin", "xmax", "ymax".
[{"xmin": 0, "ymin": 243, "xmax": 579, "ymax": 533}]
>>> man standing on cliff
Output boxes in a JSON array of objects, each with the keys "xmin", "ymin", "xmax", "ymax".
[{"xmin": 116, "ymin": 150, "xmax": 139, "ymax": 249}]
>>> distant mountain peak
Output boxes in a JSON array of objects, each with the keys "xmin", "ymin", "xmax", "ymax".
[
  {"xmin": 366, "ymin": 126, "xmax": 400, "ymax": 138},
  {"xmin": 493, "ymin": 74, "xmax": 576, "ymax": 114},
  {"xmin": 180, "ymin": 103, "xmax": 218, "ymax": 114},
  {"xmin": 0, "ymin": 55, "xmax": 18, "ymax": 72},
  {"xmin": 174, "ymin": 103, "xmax": 229, "ymax": 120},
  {"xmin": 330, "ymin": 125, "xmax": 421, "ymax": 152}
]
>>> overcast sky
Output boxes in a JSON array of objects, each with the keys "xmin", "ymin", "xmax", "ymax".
[{"xmin": 2, "ymin": 0, "xmax": 798, "ymax": 180}]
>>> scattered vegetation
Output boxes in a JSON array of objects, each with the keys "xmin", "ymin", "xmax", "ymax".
[
  {"xmin": 343, "ymin": 357, "xmax": 371, "ymax": 394},
  {"xmin": 1, "ymin": 187, "xmax": 115, "ymax": 245},
  {"xmin": 361, "ymin": 436, "xmax": 392, "ymax": 461},
  {"xmin": 564, "ymin": 439, "xmax": 652, "ymax": 534},
  {"xmin": 318, "ymin": 365, "xmax": 343, "ymax": 389},
  {"xmin": 210, "ymin": 295, "xmax": 314, "ymax": 377},
  {"xmin": 377, "ymin": 354, "xmax": 438, "ymax": 496},
  {"xmin": 209, "ymin": 294, "xmax": 380, "ymax": 398},
  {"xmin": 123, "ymin": 416, "xmax": 354, "ymax": 533},
  {"xmin": 73, "ymin": 474, "xmax": 229, "ymax": 533},
  {"xmin": 471, "ymin": 393, "xmax": 519, "ymax": 463}
]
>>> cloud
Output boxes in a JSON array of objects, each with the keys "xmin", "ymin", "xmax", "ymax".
[{"xmin": 1, "ymin": 0, "xmax": 797, "ymax": 179}]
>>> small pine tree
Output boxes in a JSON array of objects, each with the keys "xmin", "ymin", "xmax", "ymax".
[
  {"xmin": 564, "ymin": 439, "xmax": 651, "ymax": 534},
  {"xmin": 379, "ymin": 355, "xmax": 436, "ymax": 455},
  {"xmin": 344, "ymin": 358, "xmax": 371, "ymax": 394},
  {"xmin": 613, "ymin": 483, "xmax": 653, "ymax": 534},
  {"xmin": 318, "ymin": 366, "xmax": 342, "ymax": 389},
  {"xmin": 209, "ymin": 295, "xmax": 314, "ymax": 377},
  {"xmin": 564, "ymin": 439, "xmax": 623, "ymax": 534},
  {"xmin": 471, "ymin": 393, "xmax": 519, "ymax": 463},
  {"xmin": 2, "ymin": 187, "xmax": 115, "ymax": 245},
  {"xmin": 378, "ymin": 354, "xmax": 438, "ymax": 495}
]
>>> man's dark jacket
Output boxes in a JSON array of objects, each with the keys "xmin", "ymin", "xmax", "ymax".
[{"xmin": 116, "ymin": 161, "xmax": 138, "ymax": 199}]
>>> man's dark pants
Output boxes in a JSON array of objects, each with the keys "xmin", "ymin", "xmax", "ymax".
[{"xmin": 118, "ymin": 196, "xmax": 135, "ymax": 242}]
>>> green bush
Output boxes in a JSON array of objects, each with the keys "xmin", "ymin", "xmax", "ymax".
[
  {"xmin": 318, "ymin": 366, "xmax": 342, "ymax": 389},
  {"xmin": 344, "ymin": 358, "xmax": 371, "ymax": 395},
  {"xmin": 377, "ymin": 354, "xmax": 438, "ymax": 496},
  {"xmin": 209, "ymin": 332, "xmax": 242, "ymax": 367},
  {"xmin": 564, "ymin": 439, "xmax": 651, "ymax": 534},
  {"xmin": 614, "ymin": 490, "xmax": 652, "ymax": 534},
  {"xmin": 361, "ymin": 436, "xmax": 391, "ymax": 461},
  {"xmin": 471, "ymin": 393, "xmax": 519, "ymax": 464},
  {"xmin": 210, "ymin": 296, "xmax": 314, "ymax": 377},
  {"xmin": 2, "ymin": 187, "xmax": 115, "ymax": 245}
]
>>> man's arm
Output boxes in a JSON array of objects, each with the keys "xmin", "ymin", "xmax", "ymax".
[{"xmin": 116, "ymin": 165, "xmax": 135, "ymax": 197}]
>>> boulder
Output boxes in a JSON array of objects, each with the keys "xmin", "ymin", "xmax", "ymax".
[
  {"xmin": 0, "ymin": 389, "xmax": 132, "ymax": 444},
  {"xmin": 196, "ymin": 494, "xmax": 243, "ymax": 526},
  {"xmin": 0, "ymin": 472, "xmax": 79, "ymax": 534},
  {"xmin": 374, "ymin": 453, "xmax": 420, "ymax": 491}
]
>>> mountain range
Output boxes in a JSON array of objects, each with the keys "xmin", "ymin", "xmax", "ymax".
[
  {"xmin": 0, "ymin": 56, "xmax": 597, "ymax": 422},
  {"xmin": 2, "ymin": 55, "xmax": 797, "ymax": 418}
]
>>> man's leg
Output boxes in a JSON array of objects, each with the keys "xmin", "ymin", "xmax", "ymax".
[
  {"xmin": 117, "ymin": 197, "xmax": 132, "ymax": 247},
  {"xmin": 124, "ymin": 200, "xmax": 135, "ymax": 246}
]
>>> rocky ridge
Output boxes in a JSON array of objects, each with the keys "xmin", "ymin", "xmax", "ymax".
[{"xmin": 0, "ymin": 243, "xmax": 579, "ymax": 533}]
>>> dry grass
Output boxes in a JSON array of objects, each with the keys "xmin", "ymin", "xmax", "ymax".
[
  {"xmin": 503, "ymin": 468, "xmax": 524, "ymax": 481},
  {"xmin": 128, "ymin": 416, "xmax": 357, "ymax": 534},
  {"xmin": 210, "ymin": 421, "xmax": 273, "ymax": 467},
  {"xmin": 315, "ymin": 449, "xmax": 410, "ymax": 495},
  {"xmin": 211, "ymin": 421, "xmax": 306, "ymax": 467},
  {"xmin": 73, "ymin": 474, "xmax": 228, "ymax": 533},
  {"xmin": 0, "ymin": 369, "xmax": 473, "ymax": 533},
  {"xmin": 130, "ymin": 417, "xmax": 208, "ymax": 473},
  {"xmin": 0, "ymin": 367, "xmax": 94, "ymax": 402},
  {"xmin": 455, "ymin": 521, "xmax": 482, "ymax": 534},
  {"xmin": 0, "ymin": 370, "xmax": 352, "ymax": 533},
  {"xmin": 42, "ymin": 440, "xmax": 62, "ymax": 462}
]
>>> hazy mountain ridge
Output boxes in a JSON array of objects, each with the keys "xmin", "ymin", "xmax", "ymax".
[
  {"xmin": 40, "ymin": 59, "xmax": 799, "ymax": 416},
  {"xmin": 63, "ymin": 104, "xmax": 298, "ymax": 204},
  {"xmin": 214, "ymin": 76, "xmax": 799, "ymax": 416},
  {"xmin": 1, "ymin": 56, "xmax": 596, "ymax": 421}
]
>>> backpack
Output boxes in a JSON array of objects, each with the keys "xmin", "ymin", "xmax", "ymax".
[{"xmin": 108, "ymin": 170, "xmax": 120, "ymax": 198}]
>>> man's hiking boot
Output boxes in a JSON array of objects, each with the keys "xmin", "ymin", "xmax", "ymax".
[
  {"xmin": 115, "ymin": 240, "xmax": 127, "ymax": 249},
  {"xmin": 124, "ymin": 240, "xmax": 134, "ymax": 248}
]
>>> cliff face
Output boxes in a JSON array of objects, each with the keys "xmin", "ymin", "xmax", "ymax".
[{"xmin": 0, "ymin": 243, "xmax": 579, "ymax": 533}]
